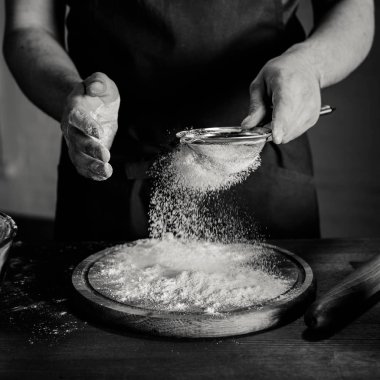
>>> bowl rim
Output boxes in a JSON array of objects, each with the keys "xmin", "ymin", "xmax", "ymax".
[{"xmin": 0, "ymin": 211, "xmax": 17, "ymax": 248}]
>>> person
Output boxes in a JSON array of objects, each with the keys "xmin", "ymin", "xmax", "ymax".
[{"xmin": 3, "ymin": 0, "xmax": 374, "ymax": 241}]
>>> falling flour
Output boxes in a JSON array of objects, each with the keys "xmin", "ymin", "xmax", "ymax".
[
  {"xmin": 89, "ymin": 238, "xmax": 292, "ymax": 314},
  {"xmin": 159, "ymin": 143, "xmax": 263, "ymax": 192},
  {"xmin": 149, "ymin": 142, "xmax": 263, "ymax": 241}
]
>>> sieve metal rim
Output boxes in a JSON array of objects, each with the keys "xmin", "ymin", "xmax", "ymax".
[{"xmin": 176, "ymin": 126, "xmax": 272, "ymax": 145}]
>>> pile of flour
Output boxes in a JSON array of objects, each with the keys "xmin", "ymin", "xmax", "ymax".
[{"xmin": 90, "ymin": 238, "xmax": 290, "ymax": 313}]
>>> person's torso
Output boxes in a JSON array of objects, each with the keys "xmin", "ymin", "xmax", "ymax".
[{"xmin": 65, "ymin": 0, "xmax": 309, "ymax": 174}]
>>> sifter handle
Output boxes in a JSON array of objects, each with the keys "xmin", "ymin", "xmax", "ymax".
[
  {"xmin": 265, "ymin": 104, "xmax": 335, "ymax": 117},
  {"xmin": 319, "ymin": 105, "xmax": 335, "ymax": 115},
  {"xmin": 262, "ymin": 105, "xmax": 334, "ymax": 142},
  {"xmin": 304, "ymin": 253, "xmax": 380, "ymax": 330}
]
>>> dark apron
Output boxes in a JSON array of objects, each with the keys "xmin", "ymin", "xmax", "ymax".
[{"xmin": 56, "ymin": 0, "xmax": 320, "ymax": 241}]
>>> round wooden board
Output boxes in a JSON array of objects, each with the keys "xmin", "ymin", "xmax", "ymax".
[{"xmin": 72, "ymin": 243, "xmax": 315, "ymax": 338}]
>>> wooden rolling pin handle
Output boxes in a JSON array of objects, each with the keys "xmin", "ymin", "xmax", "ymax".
[{"xmin": 304, "ymin": 253, "xmax": 380, "ymax": 330}]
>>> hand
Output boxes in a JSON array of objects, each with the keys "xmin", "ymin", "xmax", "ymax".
[
  {"xmin": 241, "ymin": 52, "xmax": 322, "ymax": 144},
  {"xmin": 61, "ymin": 72, "xmax": 120, "ymax": 180}
]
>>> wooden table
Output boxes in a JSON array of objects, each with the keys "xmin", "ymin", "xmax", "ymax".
[{"xmin": 1, "ymin": 239, "xmax": 379, "ymax": 380}]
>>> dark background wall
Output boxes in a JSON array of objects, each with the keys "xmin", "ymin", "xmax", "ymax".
[
  {"xmin": 299, "ymin": 1, "xmax": 380, "ymax": 237},
  {"xmin": 0, "ymin": 1, "xmax": 379, "ymax": 239}
]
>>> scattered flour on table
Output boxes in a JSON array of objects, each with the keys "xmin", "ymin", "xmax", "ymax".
[
  {"xmin": 90, "ymin": 238, "xmax": 291, "ymax": 314},
  {"xmin": 1, "ymin": 253, "xmax": 86, "ymax": 346}
]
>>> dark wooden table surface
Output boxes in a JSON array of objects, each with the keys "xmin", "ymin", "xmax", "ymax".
[{"xmin": 1, "ymin": 239, "xmax": 380, "ymax": 380}]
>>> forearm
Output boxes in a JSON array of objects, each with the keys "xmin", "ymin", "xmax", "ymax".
[
  {"xmin": 285, "ymin": 0, "xmax": 374, "ymax": 88},
  {"xmin": 3, "ymin": 27, "xmax": 82, "ymax": 122}
]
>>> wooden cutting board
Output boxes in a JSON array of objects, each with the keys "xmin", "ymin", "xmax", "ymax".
[{"xmin": 72, "ymin": 243, "xmax": 315, "ymax": 338}]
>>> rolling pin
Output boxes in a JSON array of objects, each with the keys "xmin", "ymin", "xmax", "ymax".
[{"xmin": 304, "ymin": 253, "xmax": 380, "ymax": 330}]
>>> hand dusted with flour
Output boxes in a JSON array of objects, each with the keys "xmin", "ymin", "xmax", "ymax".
[{"xmin": 61, "ymin": 73, "xmax": 120, "ymax": 181}]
